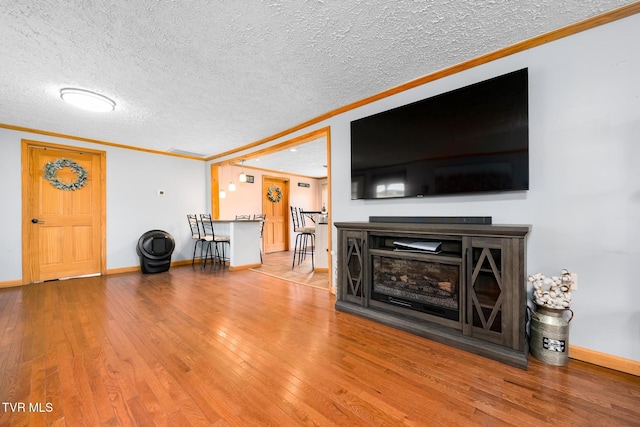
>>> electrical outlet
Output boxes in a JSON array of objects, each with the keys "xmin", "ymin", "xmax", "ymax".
[{"xmin": 571, "ymin": 273, "xmax": 578, "ymax": 291}]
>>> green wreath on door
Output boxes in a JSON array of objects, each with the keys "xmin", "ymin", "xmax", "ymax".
[
  {"xmin": 267, "ymin": 185, "xmax": 282, "ymax": 203},
  {"xmin": 44, "ymin": 158, "xmax": 88, "ymax": 191}
]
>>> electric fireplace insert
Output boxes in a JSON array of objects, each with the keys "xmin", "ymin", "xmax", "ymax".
[{"xmin": 371, "ymin": 255, "xmax": 460, "ymax": 321}]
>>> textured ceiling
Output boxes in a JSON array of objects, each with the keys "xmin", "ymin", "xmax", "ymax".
[{"xmin": 0, "ymin": 1, "xmax": 635, "ymax": 174}]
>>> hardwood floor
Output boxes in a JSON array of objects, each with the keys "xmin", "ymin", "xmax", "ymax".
[
  {"xmin": 252, "ymin": 250, "xmax": 329, "ymax": 290},
  {"xmin": 1, "ymin": 266, "xmax": 638, "ymax": 426}
]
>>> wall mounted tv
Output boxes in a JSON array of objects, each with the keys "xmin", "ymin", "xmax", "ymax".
[{"xmin": 351, "ymin": 68, "xmax": 529, "ymax": 200}]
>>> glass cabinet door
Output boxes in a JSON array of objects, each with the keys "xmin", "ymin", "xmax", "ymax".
[
  {"xmin": 466, "ymin": 237, "xmax": 507, "ymax": 344},
  {"xmin": 341, "ymin": 231, "xmax": 366, "ymax": 306}
]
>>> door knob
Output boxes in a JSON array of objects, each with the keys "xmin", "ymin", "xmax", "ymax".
[{"xmin": 31, "ymin": 218, "xmax": 45, "ymax": 224}]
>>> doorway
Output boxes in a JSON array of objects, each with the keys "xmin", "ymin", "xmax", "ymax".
[
  {"xmin": 262, "ymin": 176, "xmax": 289, "ymax": 253},
  {"xmin": 210, "ymin": 126, "xmax": 332, "ymax": 291},
  {"xmin": 21, "ymin": 140, "xmax": 106, "ymax": 284}
]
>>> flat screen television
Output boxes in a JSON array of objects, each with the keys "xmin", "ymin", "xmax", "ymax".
[{"xmin": 351, "ymin": 68, "xmax": 529, "ymax": 199}]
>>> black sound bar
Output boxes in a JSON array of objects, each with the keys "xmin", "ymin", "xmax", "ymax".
[{"xmin": 369, "ymin": 216, "xmax": 492, "ymax": 225}]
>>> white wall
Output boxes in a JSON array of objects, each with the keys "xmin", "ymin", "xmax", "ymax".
[
  {"xmin": 0, "ymin": 133, "xmax": 23, "ymax": 281},
  {"xmin": 0, "ymin": 128, "xmax": 207, "ymax": 281},
  {"xmin": 327, "ymin": 14, "xmax": 640, "ymax": 361},
  {"xmin": 105, "ymin": 148, "xmax": 207, "ymax": 267}
]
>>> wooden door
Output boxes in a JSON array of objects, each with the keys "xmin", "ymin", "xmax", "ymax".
[
  {"xmin": 262, "ymin": 176, "xmax": 289, "ymax": 253},
  {"xmin": 210, "ymin": 164, "xmax": 221, "ymax": 219},
  {"xmin": 22, "ymin": 141, "xmax": 105, "ymax": 283}
]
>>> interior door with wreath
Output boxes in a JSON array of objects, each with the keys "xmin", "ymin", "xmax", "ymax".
[
  {"xmin": 22, "ymin": 141, "xmax": 105, "ymax": 283},
  {"xmin": 262, "ymin": 176, "xmax": 289, "ymax": 253}
]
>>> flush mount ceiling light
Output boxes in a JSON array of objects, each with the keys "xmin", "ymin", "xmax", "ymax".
[{"xmin": 59, "ymin": 88, "xmax": 116, "ymax": 112}]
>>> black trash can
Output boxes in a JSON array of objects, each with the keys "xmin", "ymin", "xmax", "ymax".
[{"xmin": 137, "ymin": 230, "xmax": 175, "ymax": 274}]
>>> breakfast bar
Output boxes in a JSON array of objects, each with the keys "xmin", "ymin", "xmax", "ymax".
[{"xmin": 211, "ymin": 219, "xmax": 262, "ymax": 270}]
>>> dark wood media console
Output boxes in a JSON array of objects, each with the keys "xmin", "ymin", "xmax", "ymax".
[{"xmin": 335, "ymin": 221, "xmax": 531, "ymax": 369}]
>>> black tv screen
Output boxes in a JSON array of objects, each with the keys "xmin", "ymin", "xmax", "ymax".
[{"xmin": 351, "ymin": 68, "xmax": 529, "ymax": 199}]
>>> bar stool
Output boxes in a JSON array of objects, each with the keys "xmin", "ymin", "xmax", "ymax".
[
  {"xmin": 200, "ymin": 214, "xmax": 231, "ymax": 270},
  {"xmin": 253, "ymin": 213, "xmax": 267, "ymax": 263},
  {"xmin": 187, "ymin": 214, "xmax": 205, "ymax": 266},
  {"xmin": 291, "ymin": 207, "xmax": 315, "ymax": 269}
]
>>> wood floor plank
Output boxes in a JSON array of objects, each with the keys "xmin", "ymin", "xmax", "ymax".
[{"xmin": 0, "ymin": 266, "xmax": 638, "ymax": 426}]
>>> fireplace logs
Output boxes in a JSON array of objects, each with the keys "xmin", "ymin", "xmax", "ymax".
[{"xmin": 373, "ymin": 256, "xmax": 459, "ymax": 311}]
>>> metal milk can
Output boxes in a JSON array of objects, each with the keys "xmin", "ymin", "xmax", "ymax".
[{"xmin": 529, "ymin": 304, "xmax": 574, "ymax": 366}]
